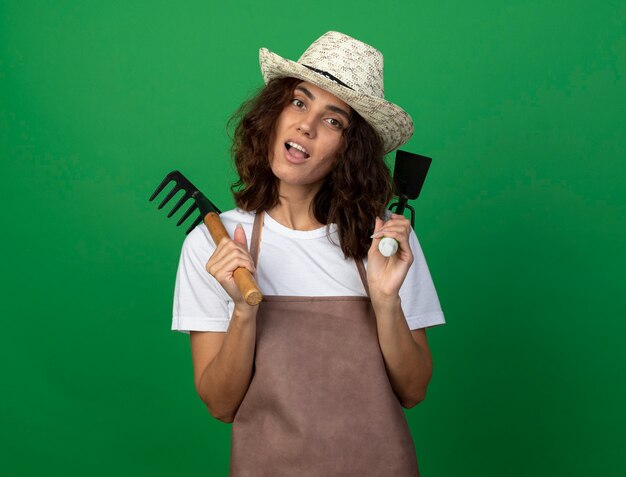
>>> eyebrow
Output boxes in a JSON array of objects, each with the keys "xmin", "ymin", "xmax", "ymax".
[{"xmin": 295, "ymin": 86, "xmax": 352, "ymax": 121}]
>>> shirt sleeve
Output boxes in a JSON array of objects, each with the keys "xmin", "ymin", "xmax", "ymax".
[
  {"xmin": 399, "ymin": 230, "xmax": 446, "ymax": 330},
  {"xmin": 171, "ymin": 225, "xmax": 234, "ymax": 333}
]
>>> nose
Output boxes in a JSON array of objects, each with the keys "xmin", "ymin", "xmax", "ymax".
[{"xmin": 297, "ymin": 112, "xmax": 316, "ymax": 138}]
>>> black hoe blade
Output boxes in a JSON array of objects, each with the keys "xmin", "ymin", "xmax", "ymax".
[
  {"xmin": 389, "ymin": 151, "xmax": 432, "ymax": 225},
  {"xmin": 393, "ymin": 150, "xmax": 432, "ymax": 201}
]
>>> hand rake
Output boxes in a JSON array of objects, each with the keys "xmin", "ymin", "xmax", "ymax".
[{"xmin": 149, "ymin": 170, "xmax": 263, "ymax": 306}]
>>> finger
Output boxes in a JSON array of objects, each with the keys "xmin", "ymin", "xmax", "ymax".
[
  {"xmin": 374, "ymin": 216, "xmax": 384, "ymax": 233},
  {"xmin": 384, "ymin": 216, "xmax": 411, "ymax": 230},
  {"xmin": 376, "ymin": 224, "xmax": 410, "ymax": 237},
  {"xmin": 211, "ymin": 244, "xmax": 254, "ymax": 268},
  {"xmin": 214, "ymin": 236, "xmax": 248, "ymax": 258},
  {"xmin": 374, "ymin": 221, "xmax": 410, "ymax": 242},
  {"xmin": 207, "ymin": 253, "xmax": 256, "ymax": 278},
  {"xmin": 374, "ymin": 229, "xmax": 407, "ymax": 243},
  {"xmin": 370, "ymin": 217, "xmax": 384, "ymax": 241},
  {"xmin": 233, "ymin": 223, "xmax": 248, "ymax": 251},
  {"xmin": 389, "ymin": 213, "xmax": 412, "ymax": 226},
  {"xmin": 207, "ymin": 243, "xmax": 255, "ymax": 272},
  {"xmin": 222, "ymin": 256, "xmax": 256, "ymax": 276},
  {"xmin": 375, "ymin": 215, "xmax": 411, "ymax": 233}
]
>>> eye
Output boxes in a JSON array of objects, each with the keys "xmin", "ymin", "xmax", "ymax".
[
  {"xmin": 325, "ymin": 117, "xmax": 344, "ymax": 129},
  {"xmin": 291, "ymin": 98, "xmax": 305, "ymax": 109}
]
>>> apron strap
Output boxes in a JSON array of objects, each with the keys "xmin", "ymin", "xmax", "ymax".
[
  {"xmin": 355, "ymin": 259, "xmax": 370, "ymax": 297},
  {"xmin": 250, "ymin": 211, "xmax": 264, "ymax": 268}
]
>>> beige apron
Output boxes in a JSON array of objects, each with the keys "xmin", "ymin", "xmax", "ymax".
[{"xmin": 230, "ymin": 212, "xmax": 419, "ymax": 476}]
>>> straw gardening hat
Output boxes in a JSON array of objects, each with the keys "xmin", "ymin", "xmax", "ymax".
[{"xmin": 259, "ymin": 31, "xmax": 414, "ymax": 154}]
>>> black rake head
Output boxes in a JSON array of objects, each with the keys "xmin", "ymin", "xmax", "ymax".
[{"xmin": 149, "ymin": 170, "xmax": 221, "ymax": 235}]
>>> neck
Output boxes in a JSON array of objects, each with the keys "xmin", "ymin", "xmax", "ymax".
[{"xmin": 267, "ymin": 182, "xmax": 324, "ymax": 231}]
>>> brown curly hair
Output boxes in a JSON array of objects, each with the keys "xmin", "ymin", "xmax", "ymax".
[{"xmin": 228, "ymin": 77, "xmax": 392, "ymax": 260}]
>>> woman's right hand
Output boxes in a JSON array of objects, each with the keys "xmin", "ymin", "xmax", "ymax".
[{"xmin": 205, "ymin": 224, "xmax": 257, "ymax": 309}]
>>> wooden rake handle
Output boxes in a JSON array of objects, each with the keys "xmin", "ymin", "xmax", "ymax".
[{"xmin": 203, "ymin": 212, "xmax": 263, "ymax": 306}]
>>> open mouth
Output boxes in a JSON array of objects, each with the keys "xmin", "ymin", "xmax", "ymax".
[{"xmin": 285, "ymin": 142, "xmax": 310, "ymax": 159}]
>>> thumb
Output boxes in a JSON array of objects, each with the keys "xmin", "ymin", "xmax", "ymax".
[
  {"xmin": 374, "ymin": 216, "xmax": 384, "ymax": 234},
  {"xmin": 233, "ymin": 223, "xmax": 248, "ymax": 251},
  {"xmin": 370, "ymin": 217, "xmax": 384, "ymax": 248}
]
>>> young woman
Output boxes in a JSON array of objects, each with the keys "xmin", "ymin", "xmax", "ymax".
[{"xmin": 172, "ymin": 31, "xmax": 445, "ymax": 476}]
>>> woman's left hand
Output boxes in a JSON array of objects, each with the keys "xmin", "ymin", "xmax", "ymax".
[{"xmin": 367, "ymin": 214, "xmax": 414, "ymax": 301}]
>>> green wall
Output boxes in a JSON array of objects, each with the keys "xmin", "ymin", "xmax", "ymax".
[{"xmin": 2, "ymin": 1, "xmax": 624, "ymax": 475}]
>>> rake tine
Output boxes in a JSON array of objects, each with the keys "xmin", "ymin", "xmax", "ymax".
[
  {"xmin": 149, "ymin": 175, "xmax": 173, "ymax": 202},
  {"xmin": 157, "ymin": 184, "xmax": 182, "ymax": 210},
  {"xmin": 177, "ymin": 202, "xmax": 199, "ymax": 226},
  {"xmin": 167, "ymin": 192, "xmax": 193, "ymax": 218},
  {"xmin": 151, "ymin": 170, "xmax": 220, "ymax": 233},
  {"xmin": 185, "ymin": 214, "xmax": 203, "ymax": 235}
]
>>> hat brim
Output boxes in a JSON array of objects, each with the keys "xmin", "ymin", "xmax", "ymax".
[{"xmin": 259, "ymin": 48, "xmax": 413, "ymax": 154}]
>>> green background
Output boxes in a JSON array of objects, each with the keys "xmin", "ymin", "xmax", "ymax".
[{"xmin": 2, "ymin": 1, "xmax": 625, "ymax": 475}]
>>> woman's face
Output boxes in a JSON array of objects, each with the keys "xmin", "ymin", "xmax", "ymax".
[{"xmin": 269, "ymin": 81, "xmax": 352, "ymax": 193}]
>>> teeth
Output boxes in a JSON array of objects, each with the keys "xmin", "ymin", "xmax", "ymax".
[{"xmin": 287, "ymin": 142, "xmax": 308, "ymax": 154}]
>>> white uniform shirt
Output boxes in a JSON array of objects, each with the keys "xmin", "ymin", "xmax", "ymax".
[{"xmin": 172, "ymin": 209, "xmax": 445, "ymax": 333}]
